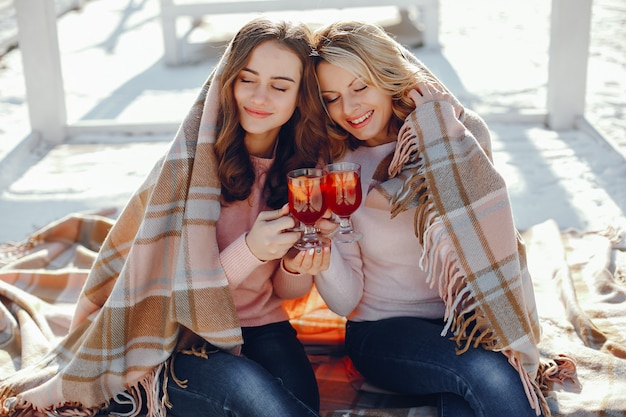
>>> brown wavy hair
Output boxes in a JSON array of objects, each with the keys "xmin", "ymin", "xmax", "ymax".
[
  {"xmin": 214, "ymin": 18, "xmax": 329, "ymax": 209},
  {"xmin": 312, "ymin": 21, "xmax": 434, "ymax": 160}
]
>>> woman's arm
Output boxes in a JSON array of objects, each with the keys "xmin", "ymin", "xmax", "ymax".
[
  {"xmin": 219, "ymin": 233, "xmax": 267, "ymax": 289},
  {"xmin": 314, "ymin": 240, "xmax": 364, "ymax": 317},
  {"xmin": 272, "ymin": 259, "xmax": 314, "ymax": 299}
]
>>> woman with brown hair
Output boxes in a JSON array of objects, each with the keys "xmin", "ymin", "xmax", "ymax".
[{"xmin": 0, "ymin": 17, "xmax": 328, "ymax": 417}]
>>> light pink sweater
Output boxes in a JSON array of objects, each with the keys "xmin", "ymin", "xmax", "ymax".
[
  {"xmin": 315, "ymin": 142, "xmax": 445, "ymax": 322},
  {"xmin": 217, "ymin": 156, "xmax": 313, "ymax": 327}
]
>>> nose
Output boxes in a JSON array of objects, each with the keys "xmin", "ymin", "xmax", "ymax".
[
  {"xmin": 342, "ymin": 94, "xmax": 358, "ymax": 116},
  {"xmin": 250, "ymin": 84, "xmax": 267, "ymax": 105}
]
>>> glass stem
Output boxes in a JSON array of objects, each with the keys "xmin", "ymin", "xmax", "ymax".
[
  {"xmin": 302, "ymin": 224, "xmax": 318, "ymax": 240},
  {"xmin": 338, "ymin": 217, "xmax": 352, "ymax": 231}
]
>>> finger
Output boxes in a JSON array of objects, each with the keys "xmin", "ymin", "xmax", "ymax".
[
  {"xmin": 257, "ymin": 204, "xmax": 290, "ymax": 222},
  {"xmin": 311, "ymin": 248, "xmax": 325, "ymax": 269},
  {"xmin": 408, "ymin": 89, "xmax": 423, "ymax": 103},
  {"xmin": 420, "ymin": 82, "xmax": 437, "ymax": 97},
  {"xmin": 304, "ymin": 248, "xmax": 318, "ymax": 269},
  {"xmin": 309, "ymin": 246, "xmax": 331, "ymax": 274},
  {"xmin": 319, "ymin": 246, "xmax": 331, "ymax": 270},
  {"xmin": 290, "ymin": 248, "xmax": 313, "ymax": 271},
  {"xmin": 272, "ymin": 215, "xmax": 298, "ymax": 232},
  {"xmin": 316, "ymin": 218, "xmax": 338, "ymax": 235},
  {"xmin": 413, "ymin": 83, "xmax": 425, "ymax": 96},
  {"xmin": 293, "ymin": 249, "xmax": 307, "ymax": 268},
  {"xmin": 275, "ymin": 231, "xmax": 301, "ymax": 248}
]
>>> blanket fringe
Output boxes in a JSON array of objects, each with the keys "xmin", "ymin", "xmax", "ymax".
[
  {"xmin": 1, "ymin": 383, "xmax": 98, "ymax": 417},
  {"xmin": 390, "ymin": 172, "xmax": 427, "ymax": 218},
  {"xmin": 168, "ymin": 343, "xmax": 221, "ymax": 390},
  {"xmin": 537, "ymin": 354, "xmax": 579, "ymax": 392},
  {"xmin": 388, "ymin": 121, "xmax": 427, "ymax": 219},
  {"xmin": 505, "ymin": 349, "xmax": 558, "ymax": 417},
  {"xmin": 0, "ymin": 387, "xmax": 17, "ymax": 416},
  {"xmin": 388, "ymin": 123, "xmax": 419, "ymax": 179},
  {"xmin": 418, "ymin": 212, "xmax": 495, "ymax": 351},
  {"xmin": 0, "ymin": 367, "xmax": 170, "ymax": 417},
  {"xmin": 138, "ymin": 363, "xmax": 167, "ymax": 417},
  {"xmin": 94, "ymin": 364, "xmax": 167, "ymax": 417}
]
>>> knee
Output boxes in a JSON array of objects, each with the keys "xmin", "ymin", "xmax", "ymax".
[
  {"xmin": 458, "ymin": 350, "xmax": 520, "ymax": 392},
  {"xmin": 232, "ymin": 359, "xmax": 280, "ymax": 392},
  {"xmin": 468, "ymin": 355, "xmax": 523, "ymax": 397}
]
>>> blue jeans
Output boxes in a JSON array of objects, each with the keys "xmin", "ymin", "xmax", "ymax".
[
  {"xmin": 345, "ymin": 317, "xmax": 545, "ymax": 417},
  {"xmin": 240, "ymin": 321, "xmax": 320, "ymax": 411},
  {"xmin": 105, "ymin": 321, "xmax": 320, "ymax": 417},
  {"xmin": 166, "ymin": 320, "xmax": 320, "ymax": 417}
]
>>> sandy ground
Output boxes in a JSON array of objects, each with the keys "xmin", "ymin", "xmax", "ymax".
[{"xmin": 0, "ymin": 0, "xmax": 624, "ymax": 242}]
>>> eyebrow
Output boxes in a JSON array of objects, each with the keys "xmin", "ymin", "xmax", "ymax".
[
  {"xmin": 321, "ymin": 77, "xmax": 359, "ymax": 94},
  {"xmin": 241, "ymin": 67, "xmax": 296, "ymax": 83}
]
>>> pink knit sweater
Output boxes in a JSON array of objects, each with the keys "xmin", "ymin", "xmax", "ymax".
[
  {"xmin": 217, "ymin": 155, "xmax": 314, "ymax": 327},
  {"xmin": 315, "ymin": 142, "xmax": 445, "ymax": 322}
]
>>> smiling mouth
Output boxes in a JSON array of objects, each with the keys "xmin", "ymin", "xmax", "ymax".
[
  {"xmin": 246, "ymin": 107, "xmax": 271, "ymax": 117},
  {"xmin": 348, "ymin": 110, "xmax": 373, "ymax": 126}
]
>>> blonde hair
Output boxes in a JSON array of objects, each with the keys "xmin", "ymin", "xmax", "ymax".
[{"xmin": 312, "ymin": 21, "xmax": 433, "ymax": 158}]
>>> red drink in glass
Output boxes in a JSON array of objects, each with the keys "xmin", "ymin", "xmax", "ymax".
[
  {"xmin": 325, "ymin": 170, "xmax": 362, "ymax": 217},
  {"xmin": 324, "ymin": 162, "xmax": 363, "ymax": 243},
  {"xmin": 288, "ymin": 174, "xmax": 327, "ymax": 224},
  {"xmin": 287, "ymin": 168, "xmax": 329, "ymax": 250}
]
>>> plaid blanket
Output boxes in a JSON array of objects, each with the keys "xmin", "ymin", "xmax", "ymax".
[
  {"xmin": 3, "ymin": 215, "xmax": 624, "ymax": 417},
  {"xmin": 523, "ymin": 220, "xmax": 626, "ymax": 416},
  {"xmin": 0, "ymin": 50, "xmax": 244, "ymax": 415},
  {"xmin": 374, "ymin": 100, "xmax": 575, "ymax": 416}
]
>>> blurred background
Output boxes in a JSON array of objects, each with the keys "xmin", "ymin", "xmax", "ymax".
[{"xmin": 0, "ymin": 0, "xmax": 624, "ymax": 241}]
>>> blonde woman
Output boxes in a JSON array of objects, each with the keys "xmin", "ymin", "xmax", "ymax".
[{"xmin": 312, "ymin": 21, "xmax": 570, "ymax": 417}]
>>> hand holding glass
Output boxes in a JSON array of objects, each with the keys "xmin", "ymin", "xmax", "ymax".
[
  {"xmin": 287, "ymin": 168, "xmax": 330, "ymax": 250},
  {"xmin": 325, "ymin": 162, "xmax": 363, "ymax": 243}
]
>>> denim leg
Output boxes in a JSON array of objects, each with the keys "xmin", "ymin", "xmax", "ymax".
[
  {"xmin": 345, "ymin": 317, "xmax": 544, "ymax": 417},
  {"xmin": 241, "ymin": 321, "xmax": 320, "ymax": 412},
  {"xmin": 166, "ymin": 350, "xmax": 320, "ymax": 417}
]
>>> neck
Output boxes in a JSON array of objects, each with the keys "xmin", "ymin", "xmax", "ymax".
[{"xmin": 245, "ymin": 132, "xmax": 279, "ymax": 158}]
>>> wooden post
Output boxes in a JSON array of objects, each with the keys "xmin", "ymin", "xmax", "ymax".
[
  {"xmin": 420, "ymin": 0, "xmax": 439, "ymax": 49},
  {"xmin": 546, "ymin": 0, "xmax": 592, "ymax": 130},
  {"xmin": 159, "ymin": 0, "xmax": 182, "ymax": 66},
  {"xmin": 14, "ymin": 0, "xmax": 67, "ymax": 144}
]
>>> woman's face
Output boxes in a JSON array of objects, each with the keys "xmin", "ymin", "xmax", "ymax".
[
  {"xmin": 234, "ymin": 40, "xmax": 302, "ymax": 157},
  {"xmin": 317, "ymin": 61, "xmax": 394, "ymax": 146}
]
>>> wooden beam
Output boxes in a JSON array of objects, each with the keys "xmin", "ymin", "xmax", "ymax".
[
  {"xmin": 15, "ymin": 0, "xmax": 67, "ymax": 144},
  {"xmin": 158, "ymin": 0, "xmax": 439, "ymax": 65}
]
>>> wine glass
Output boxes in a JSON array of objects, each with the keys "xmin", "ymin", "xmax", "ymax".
[
  {"xmin": 287, "ymin": 168, "xmax": 330, "ymax": 250},
  {"xmin": 325, "ymin": 162, "xmax": 363, "ymax": 243}
]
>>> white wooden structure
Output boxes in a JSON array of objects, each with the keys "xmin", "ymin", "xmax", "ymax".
[
  {"xmin": 14, "ymin": 0, "xmax": 67, "ymax": 145},
  {"xmin": 11, "ymin": 0, "xmax": 596, "ymax": 148},
  {"xmin": 158, "ymin": 0, "xmax": 440, "ymax": 65},
  {"xmin": 0, "ymin": 0, "xmax": 84, "ymax": 55},
  {"xmin": 546, "ymin": 0, "xmax": 592, "ymax": 130}
]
